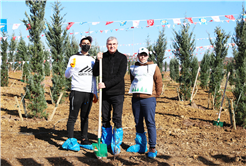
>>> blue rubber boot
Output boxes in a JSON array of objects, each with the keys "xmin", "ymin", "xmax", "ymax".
[
  {"xmin": 126, "ymin": 132, "xmax": 148, "ymax": 153},
  {"xmin": 111, "ymin": 128, "xmax": 123, "ymax": 155},
  {"xmin": 101, "ymin": 126, "xmax": 112, "ymax": 146},
  {"xmin": 148, "ymin": 148, "xmax": 157, "ymax": 159},
  {"xmin": 62, "ymin": 138, "xmax": 80, "ymax": 152}
]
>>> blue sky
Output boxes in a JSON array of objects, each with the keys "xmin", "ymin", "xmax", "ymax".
[{"xmin": 0, "ymin": 0, "xmax": 245, "ymax": 63}]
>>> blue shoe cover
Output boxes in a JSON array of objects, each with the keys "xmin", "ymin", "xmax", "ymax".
[
  {"xmin": 148, "ymin": 150, "xmax": 157, "ymax": 159},
  {"xmin": 79, "ymin": 144, "xmax": 93, "ymax": 150},
  {"xmin": 127, "ymin": 132, "xmax": 148, "ymax": 153},
  {"xmin": 101, "ymin": 126, "xmax": 112, "ymax": 146},
  {"xmin": 111, "ymin": 128, "xmax": 123, "ymax": 155},
  {"xmin": 62, "ymin": 138, "xmax": 80, "ymax": 152}
]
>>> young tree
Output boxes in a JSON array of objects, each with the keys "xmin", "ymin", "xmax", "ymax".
[
  {"xmin": 232, "ymin": 9, "xmax": 246, "ymax": 128},
  {"xmin": 64, "ymin": 35, "xmax": 79, "ymax": 91},
  {"xmin": 199, "ymin": 51, "xmax": 211, "ymax": 90},
  {"xmin": 169, "ymin": 58, "xmax": 175, "ymax": 81},
  {"xmin": 146, "ymin": 34, "xmax": 154, "ymax": 62},
  {"xmin": 164, "ymin": 61, "xmax": 167, "ymax": 72},
  {"xmin": 44, "ymin": 49, "xmax": 50, "ymax": 76},
  {"xmin": 191, "ymin": 56, "xmax": 199, "ymax": 87},
  {"xmin": 209, "ymin": 27, "xmax": 230, "ymax": 110},
  {"xmin": 152, "ymin": 27, "xmax": 167, "ymax": 77},
  {"xmin": 8, "ymin": 33, "xmax": 17, "ymax": 71},
  {"xmin": 22, "ymin": 0, "xmax": 48, "ymax": 118},
  {"xmin": 45, "ymin": 1, "xmax": 67, "ymax": 103},
  {"xmin": 1, "ymin": 32, "xmax": 9, "ymax": 87},
  {"xmin": 173, "ymin": 57, "xmax": 180, "ymax": 82},
  {"xmin": 17, "ymin": 34, "xmax": 29, "ymax": 81},
  {"xmin": 172, "ymin": 22, "xmax": 196, "ymax": 101}
]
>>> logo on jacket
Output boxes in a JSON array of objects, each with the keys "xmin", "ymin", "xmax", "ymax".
[{"xmin": 78, "ymin": 66, "xmax": 92, "ymax": 76}]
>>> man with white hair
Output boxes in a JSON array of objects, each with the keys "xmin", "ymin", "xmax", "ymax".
[{"xmin": 93, "ymin": 36, "xmax": 127, "ymax": 155}]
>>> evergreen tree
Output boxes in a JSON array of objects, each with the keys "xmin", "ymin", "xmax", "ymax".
[
  {"xmin": 89, "ymin": 41, "xmax": 100, "ymax": 58},
  {"xmin": 146, "ymin": 34, "xmax": 153, "ymax": 60},
  {"xmin": 169, "ymin": 58, "xmax": 175, "ymax": 81},
  {"xmin": 152, "ymin": 27, "xmax": 167, "ymax": 77},
  {"xmin": 191, "ymin": 56, "xmax": 199, "ymax": 87},
  {"xmin": 232, "ymin": 9, "xmax": 246, "ymax": 128},
  {"xmin": 8, "ymin": 33, "xmax": 17, "ymax": 71},
  {"xmin": 45, "ymin": 1, "xmax": 67, "ymax": 103},
  {"xmin": 22, "ymin": 0, "xmax": 48, "ymax": 118},
  {"xmin": 64, "ymin": 35, "xmax": 79, "ymax": 91},
  {"xmin": 173, "ymin": 57, "xmax": 180, "ymax": 82},
  {"xmin": 209, "ymin": 27, "xmax": 230, "ymax": 110},
  {"xmin": 164, "ymin": 61, "xmax": 167, "ymax": 72},
  {"xmin": 44, "ymin": 49, "xmax": 50, "ymax": 76},
  {"xmin": 199, "ymin": 51, "xmax": 211, "ymax": 90},
  {"xmin": 172, "ymin": 22, "xmax": 196, "ymax": 101},
  {"xmin": 1, "ymin": 32, "xmax": 9, "ymax": 87},
  {"xmin": 17, "ymin": 34, "xmax": 29, "ymax": 81}
]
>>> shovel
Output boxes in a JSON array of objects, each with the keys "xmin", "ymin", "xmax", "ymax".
[
  {"xmin": 213, "ymin": 72, "xmax": 230, "ymax": 127},
  {"xmin": 92, "ymin": 58, "xmax": 107, "ymax": 159}
]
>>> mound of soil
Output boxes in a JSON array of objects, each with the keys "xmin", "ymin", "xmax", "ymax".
[{"xmin": 1, "ymin": 71, "xmax": 246, "ymax": 166}]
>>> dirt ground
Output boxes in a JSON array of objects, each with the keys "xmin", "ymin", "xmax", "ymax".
[{"xmin": 1, "ymin": 71, "xmax": 246, "ymax": 166}]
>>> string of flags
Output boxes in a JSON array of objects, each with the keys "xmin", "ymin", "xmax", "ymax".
[{"xmin": 1, "ymin": 14, "xmax": 240, "ymax": 34}]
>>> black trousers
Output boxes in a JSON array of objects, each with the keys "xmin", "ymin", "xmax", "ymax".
[
  {"xmin": 102, "ymin": 94, "xmax": 124, "ymax": 128},
  {"xmin": 67, "ymin": 90, "xmax": 93, "ymax": 140}
]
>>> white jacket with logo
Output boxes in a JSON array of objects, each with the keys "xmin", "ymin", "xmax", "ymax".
[{"xmin": 65, "ymin": 52, "xmax": 97, "ymax": 95}]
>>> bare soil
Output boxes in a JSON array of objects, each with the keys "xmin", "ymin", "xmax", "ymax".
[{"xmin": 1, "ymin": 71, "xmax": 246, "ymax": 166}]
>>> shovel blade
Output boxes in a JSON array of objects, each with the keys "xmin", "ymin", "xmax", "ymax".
[
  {"xmin": 213, "ymin": 120, "xmax": 224, "ymax": 127},
  {"xmin": 92, "ymin": 142, "xmax": 107, "ymax": 159}
]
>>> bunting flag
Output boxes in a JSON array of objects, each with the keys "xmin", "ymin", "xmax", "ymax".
[
  {"xmin": 186, "ymin": 17, "xmax": 193, "ymax": 24},
  {"xmin": 92, "ymin": 22, "xmax": 100, "ymax": 25},
  {"xmin": 160, "ymin": 20, "xmax": 168, "ymax": 25},
  {"xmin": 199, "ymin": 18, "xmax": 207, "ymax": 24},
  {"xmin": 133, "ymin": 20, "xmax": 140, "ymax": 27},
  {"xmin": 211, "ymin": 16, "xmax": 220, "ymax": 22},
  {"xmin": 147, "ymin": 19, "xmax": 154, "ymax": 26},
  {"xmin": 225, "ymin": 15, "xmax": 235, "ymax": 21},
  {"xmin": 120, "ymin": 21, "xmax": 127, "ymax": 26},
  {"xmin": 66, "ymin": 22, "xmax": 75, "ymax": 30},
  {"xmin": 26, "ymin": 24, "xmax": 31, "ymax": 30},
  {"xmin": 106, "ymin": 21, "xmax": 114, "ymax": 25},
  {"xmin": 173, "ymin": 18, "xmax": 181, "ymax": 24},
  {"xmin": 13, "ymin": 36, "xmax": 16, "ymax": 40},
  {"xmin": 80, "ymin": 22, "xmax": 87, "ymax": 25},
  {"xmin": 12, "ymin": 23, "xmax": 21, "ymax": 30}
]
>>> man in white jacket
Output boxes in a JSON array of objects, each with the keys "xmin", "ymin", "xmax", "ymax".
[{"xmin": 63, "ymin": 36, "xmax": 97, "ymax": 151}]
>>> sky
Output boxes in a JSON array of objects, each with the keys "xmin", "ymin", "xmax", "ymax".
[{"xmin": 0, "ymin": 0, "xmax": 245, "ymax": 63}]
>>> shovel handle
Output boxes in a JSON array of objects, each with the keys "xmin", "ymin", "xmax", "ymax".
[{"xmin": 98, "ymin": 59, "xmax": 102, "ymax": 139}]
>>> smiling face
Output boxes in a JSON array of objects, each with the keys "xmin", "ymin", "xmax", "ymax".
[
  {"xmin": 106, "ymin": 39, "xmax": 118, "ymax": 54},
  {"xmin": 137, "ymin": 52, "xmax": 149, "ymax": 63}
]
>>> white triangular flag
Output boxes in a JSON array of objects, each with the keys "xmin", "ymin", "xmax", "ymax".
[
  {"xmin": 173, "ymin": 18, "xmax": 181, "ymax": 24},
  {"xmin": 92, "ymin": 22, "xmax": 100, "ymax": 25},
  {"xmin": 132, "ymin": 20, "xmax": 140, "ymax": 27},
  {"xmin": 211, "ymin": 16, "xmax": 220, "ymax": 22},
  {"xmin": 12, "ymin": 24, "xmax": 21, "ymax": 30}
]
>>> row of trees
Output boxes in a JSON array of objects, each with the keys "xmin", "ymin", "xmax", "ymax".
[
  {"xmin": 167, "ymin": 10, "xmax": 246, "ymax": 127},
  {"xmin": 1, "ymin": 1, "xmax": 89, "ymax": 118}
]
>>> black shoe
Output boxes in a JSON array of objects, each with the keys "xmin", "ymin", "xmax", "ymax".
[{"xmin": 81, "ymin": 139, "xmax": 91, "ymax": 145}]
